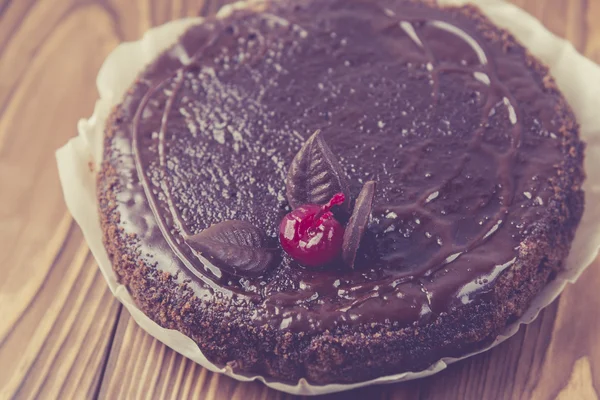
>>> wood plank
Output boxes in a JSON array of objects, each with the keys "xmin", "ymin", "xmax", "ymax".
[
  {"xmin": 0, "ymin": 222, "xmax": 122, "ymax": 400},
  {"xmin": 0, "ymin": 1, "xmax": 123, "ymax": 399}
]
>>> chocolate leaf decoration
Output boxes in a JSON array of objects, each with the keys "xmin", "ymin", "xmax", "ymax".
[
  {"xmin": 186, "ymin": 220, "xmax": 276, "ymax": 277},
  {"xmin": 286, "ymin": 130, "xmax": 351, "ymax": 211},
  {"xmin": 342, "ymin": 181, "xmax": 376, "ymax": 269}
]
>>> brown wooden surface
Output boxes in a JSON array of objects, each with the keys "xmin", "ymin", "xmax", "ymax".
[{"xmin": 0, "ymin": 0, "xmax": 599, "ymax": 399}]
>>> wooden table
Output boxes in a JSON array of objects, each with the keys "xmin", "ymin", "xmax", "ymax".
[{"xmin": 1, "ymin": 0, "xmax": 599, "ymax": 399}]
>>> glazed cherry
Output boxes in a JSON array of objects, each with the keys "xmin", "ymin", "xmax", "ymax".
[{"xmin": 279, "ymin": 193, "xmax": 345, "ymax": 267}]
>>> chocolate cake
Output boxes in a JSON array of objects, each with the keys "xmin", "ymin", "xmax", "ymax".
[{"xmin": 97, "ymin": 0, "xmax": 585, "ymax": 384}]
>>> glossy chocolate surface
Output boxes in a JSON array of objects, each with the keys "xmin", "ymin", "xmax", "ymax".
[{"xmin": 107, "ymin": 0, "xmax": 568, "ymax": 332}]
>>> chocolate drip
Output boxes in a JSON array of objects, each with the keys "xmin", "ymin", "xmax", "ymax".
[{"xmin": 370, "ymin": 15, "xmax": 523, "ymax": 279}]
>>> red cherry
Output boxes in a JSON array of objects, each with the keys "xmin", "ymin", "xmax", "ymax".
[{"xmin": 279, "ymin": 193, "xmax": 346, "ymax": 267}]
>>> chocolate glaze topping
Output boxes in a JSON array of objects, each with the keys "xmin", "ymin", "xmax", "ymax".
[{"xmin": 110, "ymin": 0, "xmax": 570, "ymax": 332}]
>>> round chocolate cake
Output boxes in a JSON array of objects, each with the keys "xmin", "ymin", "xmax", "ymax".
[{"xmin": 98, "ymin": 0, "xmax": 585, "ymax": 384}]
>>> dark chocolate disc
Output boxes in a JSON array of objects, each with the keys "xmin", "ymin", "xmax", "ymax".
[{"xmin": 342, "ymin": 181, "xmax": 376, "ymax": 269}]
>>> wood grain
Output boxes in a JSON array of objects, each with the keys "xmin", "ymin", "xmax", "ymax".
[{"xmin": 0, "ymin": 0, "xmax": 598, "ymax": 399}]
